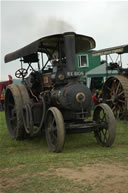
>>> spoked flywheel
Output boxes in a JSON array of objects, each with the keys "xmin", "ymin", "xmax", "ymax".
[
  {"xmin": 45, "ymin": 107, "xmax": 65, "ymax": 153},
  {"xmin": 102, "ymin": 75, "xmax": 128, "ymax": 119},
  {"xmin": 93, "ymin": 103, "xmax": 116, "ymax": 147}
]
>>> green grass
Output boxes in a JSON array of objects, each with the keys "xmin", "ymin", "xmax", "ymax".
[{"xmin": 0, "ymin": 111, "xmax": 128, "ymax": 193}]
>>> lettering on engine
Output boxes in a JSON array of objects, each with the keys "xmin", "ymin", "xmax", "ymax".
[{"xmin": 67, "ymin": 71, "xmax": 86, "ymax": 77}]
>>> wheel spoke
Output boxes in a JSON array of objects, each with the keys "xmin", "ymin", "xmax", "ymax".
[
  {"xmin": 103, "ymin": 75, "xmax": 128, "ymax": 120},
  {"xmin": 93, "ymin": 103, "xmax": 116, "ymax": 147},
  {"xmin": 114, "ymin": 108, "xmax": 120, "ymax": 119},
  {"xmin": 50, "ymin": 127, "xmax": 57, "ymax": 144},
  {"xmin": 112, "ymin": 106, "xmax": 116, "ymax": 111},
  {"xmin": 46, "ymin": 107, "xmax": 65, "ymax": 152},
  {"xmin": 102, "ymin": 113, "xmax": 106, "ymax": 121},
  {"xmin": 102, "ymin": 129, "xmax": 108, "ymax": 142},
  {"xmin": 112, "ymin": 81, "xmax": 116, "ymax": 95},
  {"xmin": 16, "ymin": 72, "xmax": 20, "ymax": 75},
  {"xmin": 118, "ymin": 99, "xmax": 125, "ymax": 103},
  {"xmin": 116, "ymin": 82, "xmax": 120, "ymax": 94},
  {"xmin": 117, "ymin": 90, "xmax": 124, "ymax": 97},
  {"xmin": 51, "ymin": 118, "xmax": 56, "ymax": 126},
  {"xmin": 48, "ymin": 114, "xmax": 58, "ymax": 146},
  {"xmin": 49, "ymin": 114, "xmax": 53, "ymax": 123},
  {"xmin": 106, "ymin": 86, "xmax": 111, "ymax": 91},
  {"xmin": 99, "ymin": 110, "xmax": 106, "ymax": 121},
  {"xmin": 106, "ymin": 98, "xmax": 112, "ymax": 102}
]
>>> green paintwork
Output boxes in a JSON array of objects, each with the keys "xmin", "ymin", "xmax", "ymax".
[{"xmin": 76, "ymin": 51, "xmax": 101, "ymax": 72}]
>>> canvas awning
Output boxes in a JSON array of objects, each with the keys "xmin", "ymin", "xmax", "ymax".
[
  {"xmin": 92, "ymin": 44, "xmax": 128, "ymax": 56},
  {"xmin": 5, "ymin": 32, "xmax": 96, "ymax": 63}
]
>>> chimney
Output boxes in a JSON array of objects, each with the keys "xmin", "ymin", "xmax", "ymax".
[{"xmin": 64, "ymin": 32, "xmax": 76, "ymax": 73}]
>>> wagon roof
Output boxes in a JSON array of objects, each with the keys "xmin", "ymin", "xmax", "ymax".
[
  {"xmin": 5, "ymin": 32, "xmax": 96, "ymax": 63},
  {"xmin": 92, "ymin": 44, "xmax": 128, "ymax": 56}
]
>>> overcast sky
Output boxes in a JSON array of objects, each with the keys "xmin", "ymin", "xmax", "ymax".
[{"xmin": 1, "ymin": 0, "xmax": 128, "ymax": 80}]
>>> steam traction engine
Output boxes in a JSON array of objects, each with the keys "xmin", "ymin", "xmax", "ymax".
[
  {"xmin": 4, "ymin": 32, "xmax": 116, "ymax": 152},
  {"xmin": 92, "ymin": 45, "xmax": 128, "ymax": 119}
]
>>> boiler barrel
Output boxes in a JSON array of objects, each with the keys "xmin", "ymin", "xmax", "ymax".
[{"xmin": 51, "ymin": 82, "xmax": 92, "ymax": 112}]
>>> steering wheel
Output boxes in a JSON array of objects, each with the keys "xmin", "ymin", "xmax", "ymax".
[{"xmin": 15, "ymin": 68, "xmax": 28, "ymax": 78}]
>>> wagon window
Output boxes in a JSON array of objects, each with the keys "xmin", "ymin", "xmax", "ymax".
[{"xmin": 78, "ymin": 55, "xmax": 88, "ymax": 67}]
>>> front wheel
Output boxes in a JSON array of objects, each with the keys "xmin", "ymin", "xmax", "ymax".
[
  {"xmin": 45, "ymin": 107, "xmax": 65, "ymax": 153},
  {"xmin": 93, "ymin": 103, "xmax": 116, "ymax": 147}
]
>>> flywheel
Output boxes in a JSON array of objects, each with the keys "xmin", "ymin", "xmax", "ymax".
[{"xmin": 102, "ymin": 75, "xmax": 128, "ymax": 119}]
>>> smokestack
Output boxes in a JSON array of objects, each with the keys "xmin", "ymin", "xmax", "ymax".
[{"xmin": 64, "ymin": 32, "xmax": 76, "ymax": 72}]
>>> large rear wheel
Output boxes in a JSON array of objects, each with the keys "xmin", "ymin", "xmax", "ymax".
[
  {"xmin": 93, "ymin": 103, "xmax": 116, "ymax": 147},
  {"xmin": 5, "ymin": 84, "xmax": 30, "ymax": 139},
  {"xmin": 102, "ymin": 75, "xmax": 128, "ymax": 119},
  {"xmin": 45, "ymin": 107, "xmax": 65, "ymax": 153}
]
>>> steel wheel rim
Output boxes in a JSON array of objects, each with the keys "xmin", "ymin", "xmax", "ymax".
[
  {"xmin": 47, "ymin": 112, "xmax": 58, "ymax": 150},
  {"xmin": 93, "ymin": 103, "xmax": 116, "ymax": 147},
  {"xmin": 5, "ymin": 89, "xmax": 18, "ymax": 136},
  {"xmin": 45, "ymin": 107, "xmax": 65, "ymax": 153},
  {"xmin": 95, "ymin": 108, "xmax": 109, "ymax": 145},
  {"xmin": 103, "ymin": 76, "xmax": 126, "ymax": 119}
]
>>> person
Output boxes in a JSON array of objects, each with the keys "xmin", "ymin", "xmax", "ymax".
[
  {"xmin": 1, "ymin": 87, "xmax": 6, "ymax": 111},
  {"xmin": 92, "ymin": 90, "xmax": 100, "ymax": 106}
]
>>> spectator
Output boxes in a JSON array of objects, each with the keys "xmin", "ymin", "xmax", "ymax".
[
  {"xmin": 92, "ymin": 90, "xmax": 100, "ymax": 106},
  {"xmin": 1, "ymin": 87, "xmax": 6, "ymax": 111}
]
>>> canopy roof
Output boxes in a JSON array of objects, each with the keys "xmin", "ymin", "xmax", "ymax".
[
  {"xmin": 5, "ymin": 32, "xmax": 96, "ymax": 63},
  {"xmin": 92, "ymin": 44, "xmax": 128, "ymax": 56}
]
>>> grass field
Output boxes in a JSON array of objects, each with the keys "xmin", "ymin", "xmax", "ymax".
[{"xmin": 0, "ymin": 111, "xmax": 128, "ymax": 193}]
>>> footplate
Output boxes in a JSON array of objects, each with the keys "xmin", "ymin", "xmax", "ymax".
[{"xmin": 65, "ymin": 121, "xmax": 101, "ymax": 134}]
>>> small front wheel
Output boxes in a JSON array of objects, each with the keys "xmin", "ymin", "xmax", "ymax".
[
  {"xmin": 93, "ymin": 103, "xmax": 116, "ymax": 147},
  {"xmin": 45, "ymin": 107, "xmax": 65, "ymax": 153}
]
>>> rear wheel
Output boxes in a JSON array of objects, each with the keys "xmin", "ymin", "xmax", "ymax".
[
  {"xmin": 93, "ymin": 103, "xmax": 116, "ymax": 147},
  {"xmin": 16, "ymin": 84, "xmax": 30, "ymax": 105},
  {"xmin": 102, "ymin": 75, "xmax": 128, "ymax": 119},
  {"xmin": 45, "ymin": 107, "xmax": 65, "ymax": 153},
  {"xmin": 5, "ymin": 84, "xmax": 30, "ymax": 139}
]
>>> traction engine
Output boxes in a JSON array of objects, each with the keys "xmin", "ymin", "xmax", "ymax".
[{"xmin": 4, "ymin": 32, "xmax": 116, "ymax": 152}]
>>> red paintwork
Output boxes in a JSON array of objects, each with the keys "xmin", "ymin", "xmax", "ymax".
[{"xmin": 0, "ymin": 75, "xmax": 13, "ymax": 99}]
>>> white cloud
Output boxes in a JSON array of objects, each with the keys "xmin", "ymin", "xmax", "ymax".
[{"xmin": 1, "ymin": 1, "xmax": 128, "ymax": 80}]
